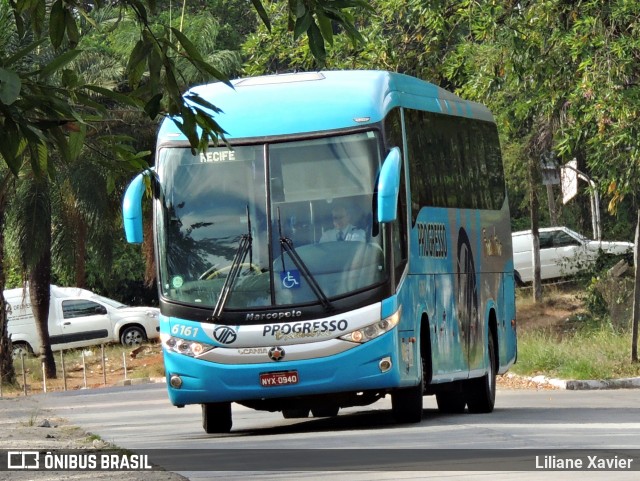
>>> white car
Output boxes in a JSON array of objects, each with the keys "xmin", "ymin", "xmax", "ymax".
[
  {"xmin": 6, "ymin": 285, "xmax": 160, "ymax": 357},
  {"xmin": 512, "ymin": 226, "xmax": 633, "ymax": 283}
]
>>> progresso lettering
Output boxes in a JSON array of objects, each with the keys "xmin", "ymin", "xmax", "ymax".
[
  {"xmin": 417, "ymin": 222, "xmax": 447, "ymax": 258},
  {"xmin": 263, "ymin": 320, "xmax": 348, "ymax": 337}
]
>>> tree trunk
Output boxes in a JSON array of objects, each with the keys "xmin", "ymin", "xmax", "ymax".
[
  {"xmin": 0, "ymin": 182, "xmax": 16, "ymax": 385},
  {"xmin": 74, "ymin": 219, "xmax": 87, "ymax": 288},
  {"xmin": 631, "ymin": 209, "xmax": 639, "ymax": 363},
  {"xmin": 29, "ymin": 178, "xmax": 56, "ymax": 379},
  {"xmin": 29, "ymin": 249, "xmax": 56, "ymax": 378},
  {"xmin": 529, "ymin": 154, "xmax": 542, "ymax": 302}
]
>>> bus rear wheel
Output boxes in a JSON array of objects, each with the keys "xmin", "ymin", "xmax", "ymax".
[
  {"xmin": 466, "ymin": 334, "xmax": 497, "ymax": 413},
  {"xmin": 282, "ymin": 408, "xmax": 310, "ymax": 419},
  {"xmin": 202, "ymin": 402, "xmax": 232, "ymax": 433},
  {"xmin": 435, "ymin": 391, "xmax": 466, "ymax": 414}
]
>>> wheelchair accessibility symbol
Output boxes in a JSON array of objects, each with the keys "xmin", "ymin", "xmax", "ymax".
[{"xmin": 280, "ymin": 270, "xmax": 301, "ymax": 289}]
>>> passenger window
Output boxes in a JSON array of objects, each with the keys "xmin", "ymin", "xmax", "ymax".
[
  {"xmin": 539, "ymin": 233, "xmax": 553, "ymax": 249},
  {"xmin": 553, "ymin": 232, "xmax": 580, "ymax": 247},
  {"xmin": 62, "ymin": 300, "xmax": 107, "ymax": 319}
]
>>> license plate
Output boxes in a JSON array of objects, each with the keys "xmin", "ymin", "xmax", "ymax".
[{"xmin": 259, "ymin": 371, "xmax": 299, "ymax": 387}]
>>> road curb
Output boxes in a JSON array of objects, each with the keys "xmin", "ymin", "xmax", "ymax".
[{"xmin": 526, "ymin": 374, "xmax": 640, "ymax": 390}]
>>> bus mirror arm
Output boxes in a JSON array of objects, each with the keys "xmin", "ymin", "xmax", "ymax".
[{"xmin": 377, "ymin": 147, "xmax": 402, "ymax": 223}]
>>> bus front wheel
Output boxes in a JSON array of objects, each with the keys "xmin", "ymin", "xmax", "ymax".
[
  {"xmin": 202, "ymin": 402, "xmax": 232, "ymax": 433},
  {"xmin": 391, "ymin": 358, "xmax": 424, "ymax": 423}
]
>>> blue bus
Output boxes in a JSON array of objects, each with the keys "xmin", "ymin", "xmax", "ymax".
[{"xmin": 123, "ymin": 70, "xmax": 517, "ymax": 433}]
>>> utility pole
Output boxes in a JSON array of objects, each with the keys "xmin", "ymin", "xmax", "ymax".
[{"xmin": 632, "ymin": 209, "xmax": 639, "ymax": 363}]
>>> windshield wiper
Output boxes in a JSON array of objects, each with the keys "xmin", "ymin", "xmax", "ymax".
[
  {"xmin": 277, "ymin": 207, "xmax": 334, "ymax": 312},
  {"xmin": 210, "ymin": 206, "xmax": 253, "ymax": 321}
]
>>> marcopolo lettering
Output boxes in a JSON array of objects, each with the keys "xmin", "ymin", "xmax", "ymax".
[
  {"xmin": 246, "ymin": 310, "xmax": 303, "ymax": 321},
  {"xmin": 263, "ymin": 319, "xmax": 349, "ymax": 336},
  {"xmin": 417, "ymin": 222, "xmax": 447, "ymax": 258}
]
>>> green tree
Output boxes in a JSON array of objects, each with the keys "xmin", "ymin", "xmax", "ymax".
[{"xmin": 0, "ymin": 0, "xmax": 369, "ymax": 384}]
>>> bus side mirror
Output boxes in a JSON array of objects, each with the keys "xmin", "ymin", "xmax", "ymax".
[
  {"xmin": 122, "ymin": 173, "xmax": 146, "ymax": 244},
  {"xmin": 377, "ymin": 147, "xmax": 402, "ymax": 223}
]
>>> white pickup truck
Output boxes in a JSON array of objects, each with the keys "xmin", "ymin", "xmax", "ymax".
[
  {"xmin": 512, "ymin": 226, "xmax": 633, "ymax": 283},
  {"xmin": 6, "ymin": 285, "xmax": 160, "ymax": 357}
]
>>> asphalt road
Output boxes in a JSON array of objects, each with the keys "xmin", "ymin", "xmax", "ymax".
[{"xmin": 16, "ymin": 383, "xmax": 640, "ymax": 480}]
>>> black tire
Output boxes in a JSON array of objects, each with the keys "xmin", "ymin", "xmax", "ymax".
[
  {"xmin": 435, "ymin": 391, "xmax": 466, "ymax": 414},
  {"xmin": 120, "ymin": 326, "xmax": 147, "ymax": 347},
  {"xmin": 202, "ymin": 402, "xmax": 232, "ymax": 433},
  {"xmin": 282, "ymin": 408, "xmax": 310, "ymax": 419},
  {"xmin": 391, "ymin": 355, "xmax": 424, "ymax": 424},
  {"xmin": 11, "ymin": 342, "xmax": 33, "ymax": 360},
  {"xmin": 466, "ymin": 334, "xmax": 497, "ymax": 414},
  {"xmin": 311, "ymin": 406, "xmax": 339, "ymax": 418}
]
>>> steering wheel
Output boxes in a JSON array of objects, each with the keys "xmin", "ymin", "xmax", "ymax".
[{"xmin": 199, "ymin": 263, "xmax": 261, "ymax": 280}]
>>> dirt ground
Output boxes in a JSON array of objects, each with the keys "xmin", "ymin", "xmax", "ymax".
[
  {"xmin": 3, "ymin": 344, "xmax": 165, "ymax": 397},
  {"xmin": 0, "ymin": 393, "xmax": 188, "ymax": 481},
  {"xmin": 515, "ymin": 284, "xmax": 587, "ymax": 334}
]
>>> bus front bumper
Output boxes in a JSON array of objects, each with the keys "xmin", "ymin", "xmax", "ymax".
[{"xmin": 163, "ymin": 332, "xmax": 411, "ymax": 406}]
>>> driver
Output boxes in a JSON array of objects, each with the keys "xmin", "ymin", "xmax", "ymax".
[{"xmin": 320, "ymin": 205, "xmax": 365, "ymax": 243}]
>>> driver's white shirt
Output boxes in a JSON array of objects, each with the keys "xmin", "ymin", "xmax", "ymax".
[{"xmin": 320, "ymin": 224, "xmax": 366, "ymax": 243}]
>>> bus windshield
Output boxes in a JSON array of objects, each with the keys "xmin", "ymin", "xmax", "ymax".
[{"xmin": 156, "ymin": 131, "xmax": 387, "ymax": 312}]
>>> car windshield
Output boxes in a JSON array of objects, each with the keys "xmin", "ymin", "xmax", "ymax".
[
  {"xmin": 156, "ymin": 132, "xmax": 387, "ymax": 311},
  {"xmin": 94, "ymin": 295, "xmax": 127, "ymax": 309}
]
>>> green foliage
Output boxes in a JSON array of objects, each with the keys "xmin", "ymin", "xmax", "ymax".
[{"xmin": 242, "ymin": 0, "xmax": 640, "ymax": 234}]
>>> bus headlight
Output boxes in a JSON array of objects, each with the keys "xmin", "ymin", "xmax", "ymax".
[
  {"xmin": 161, "ymin": 333, "xmax": 215, "ymax": 357},
  {"xmin": 339, "ymin": 308, "xmax": 401, "ymax": 343}
]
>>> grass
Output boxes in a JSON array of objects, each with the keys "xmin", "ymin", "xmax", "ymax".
[
  {"xmin": 513, "ymin": 283, "xmax": 640, "ymax": 381},
  {"xmin": 513, "ymin": 327, "xmax": 640, "ymax": 380}
]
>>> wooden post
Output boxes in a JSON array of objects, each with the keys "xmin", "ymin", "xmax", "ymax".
[
  {"xmin": 101, "ymin": 345, "xmax": 107, "ymax": 386},
  {"xmin": 60, "ymin": 350, "xmax": 67, "ymax": 392},
  {"xmin": 82, "ymin": 351, "xmax": 87, "ymax": 389},
  {"xmin": 21, "ymin": 353, "xmax": 27, "ymax": 396}
]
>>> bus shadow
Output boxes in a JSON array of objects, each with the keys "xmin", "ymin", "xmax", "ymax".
[
  {"xmin": 212, "ymin": 403, "xmax": 640, "ymax": 438},
  {"xmin": 227, "ymin": 407, "xmax": 442, "ymax": 437}
]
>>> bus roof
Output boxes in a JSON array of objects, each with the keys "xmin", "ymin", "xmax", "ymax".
[{"xmin": 158, "ymin": 70, "xmax": 495, "ymax": 142}]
